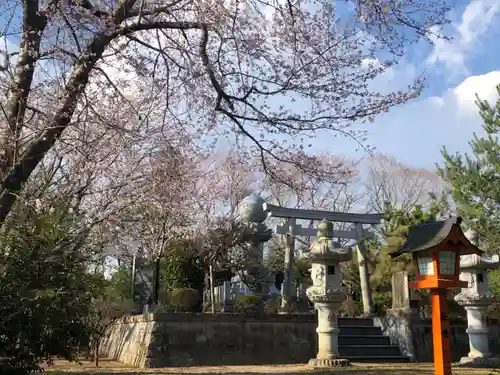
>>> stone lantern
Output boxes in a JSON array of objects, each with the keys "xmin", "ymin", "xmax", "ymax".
[
  {"xmin": 454, "ymin": 229, "xmax": 500, "ymax": 367},
  {"xmin": 304, "ymin": 219, "xmax": 352, "ymax": 368}
]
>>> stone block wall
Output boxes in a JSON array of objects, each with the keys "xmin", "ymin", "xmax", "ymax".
[
  {"xmin": 374, "ymin": 314, "xmax": 500, "ymax": 362},
  {"xmin": 101, "ymin": 313, "xmax": 500, "ymax": 367},
  {"xmin": 99, "ymin": 313, "xmax": 317, "ymax": 367}
]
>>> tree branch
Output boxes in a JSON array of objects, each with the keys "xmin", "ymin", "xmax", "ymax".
[{"xmin": 0, "ymin": 0, "xmax": 141, "ymax": 225}]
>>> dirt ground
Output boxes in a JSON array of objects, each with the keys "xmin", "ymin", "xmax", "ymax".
[{"xmin": 44, "ymin": 359, "xmax": 500, "ymax": 375}]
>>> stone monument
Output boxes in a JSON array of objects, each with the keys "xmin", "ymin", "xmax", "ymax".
[
  {"xmin": 234, "ymin": 194, "xmax": 273, "ymax": 294},
  {"xmin": 391, "ymin": 271, "xmax": 411, "ymax": 314},
  {"xmin": 304, "ymin": 219, "xmax": 352, "ymax": 367},
  {"xmin": 454, "ymin": 229, "xmax": 500, "ymax": 367}
]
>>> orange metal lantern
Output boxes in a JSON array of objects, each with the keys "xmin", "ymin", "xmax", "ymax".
[{"xmin": 391, "ymin": 217, "xmax": 483, "ymax": 375}]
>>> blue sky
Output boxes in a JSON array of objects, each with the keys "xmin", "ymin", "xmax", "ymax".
[{"xmin": 310, "ymin": 0, "xmax": 500, "ymax": 170}]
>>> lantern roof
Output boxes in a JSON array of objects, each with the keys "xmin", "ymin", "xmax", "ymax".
[
  {"xmin": 303, "ymin": 219, "xmax": 352, "ymax": 262},
  {"xmin": 390, "ymin": 216, "xmax": 483, "ymax": 259}
]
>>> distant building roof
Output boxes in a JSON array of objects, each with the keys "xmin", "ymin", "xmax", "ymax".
[{"xmin": 390, "ymin": 217, "xmax": 483, "ymax": 258}]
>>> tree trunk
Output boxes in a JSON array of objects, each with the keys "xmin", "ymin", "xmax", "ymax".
[
  {"xmin": 95, "ymin": 339, "xmax": 100, "ymax": 367},
  {"xmin": 153, "ymin": 257, "xmax": 161, "ymax": 305},
  {"xmin": 0, "ymin": 2, "xmax": 47, "ymax": 181}
]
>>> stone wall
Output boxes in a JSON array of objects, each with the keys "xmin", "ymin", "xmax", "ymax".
[
  {"xmin": 101, "ymin": 313, "xmax": 500, "ymax": 368},
  {"xmin": 374, "ymin": 314, "xmax": 500, "ymax": 362},
  {"xmin": 99, "ymin": 313, "xmax": 317, "ymax": 367}
]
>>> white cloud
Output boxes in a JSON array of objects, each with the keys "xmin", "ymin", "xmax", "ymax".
[
  {"xmin": 453, "ymin": 71, "xmax": 500, "ymax": 114},
  {"xmin": 427, "ymin": 0, "xmax": 500, "ymax": 73},
  {"xmin": 310, "ymin": 71, "xmax": 500, "ymax": 169}
]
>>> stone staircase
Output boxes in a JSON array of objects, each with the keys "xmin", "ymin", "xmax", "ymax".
[{"xmin": 338, "ymin": 318, "xmax": 409, "ymax": 362}]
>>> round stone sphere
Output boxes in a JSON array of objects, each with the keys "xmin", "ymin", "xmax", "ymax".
[{"xmin": 238, "ymin": 194, "xmax": 267, "ymax": 223}]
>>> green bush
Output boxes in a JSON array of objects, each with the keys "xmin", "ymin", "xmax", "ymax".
[
  {"xmin": 373, "ymin": 291, "xmax": 392, "ymax": 316},
  {"xmin": 235, "ymin": 294, "xmax": 261, "ymax": 306},
  {"xmin": 263, "ymin": 298, "xmax": 280, "ymax": 315},
  {"xmin": 168, "ymin": 288, "xmax": 200, "ymax": 312},
  {"xmin": 234, "ymin": 294, "xmax": 261, "ymax": 312},
  {"xmin": 488, "ymin": 301, "xmax": 500, "ymax": 320}
]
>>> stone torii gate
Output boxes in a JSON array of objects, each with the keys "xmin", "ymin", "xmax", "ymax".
[{"xmin": 263, "ymin": 203, "xmax": 383, "ymax": 316}]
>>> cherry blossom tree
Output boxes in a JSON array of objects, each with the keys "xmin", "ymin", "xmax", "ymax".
[
  {"xmin": 0, "ymin": 0, "xmax": 453, "ymax": 225},
  {"xmin": 364, "ymin": 153, "xmax": 445, "ymax": 213}
]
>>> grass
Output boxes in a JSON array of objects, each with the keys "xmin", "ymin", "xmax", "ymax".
[{"xmin": 44, "ymin": 360, "xmax": 500, "ymax": 375}]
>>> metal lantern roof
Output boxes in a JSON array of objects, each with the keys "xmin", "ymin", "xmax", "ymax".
[{"xmin": 390, "ymin": 217, "xmax": 483, "ymax": 259}]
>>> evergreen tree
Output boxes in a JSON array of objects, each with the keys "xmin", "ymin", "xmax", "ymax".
[
  {"xmin": 369, "ymin": 203, "xmax": 439, "ymax": 313},
  {"xmin": 438, "ymin": 86, "xmax": 500, "ymax": 253},
  {"xmin": 0, "ymin": 198, "xmax": 100, "ymax": 373}
]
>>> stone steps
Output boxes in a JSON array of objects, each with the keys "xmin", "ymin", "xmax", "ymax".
[
  {"xmin": 337, "ymin": 318, "xmax": 410, "ymax": 363},
  {"xmin": 340, "ymin": 344, "xmax": 403, "ymax": 357},
  {"xmin": 343, "ymin": 356, "xmax": 411, "ymax": 363},
  {"xmin": 338, "ymin": 325, "xmax": 383, "ymax": 335},
  {"xmin": 338, "ymin": 334, "xmax": 391, "ymax": 346},
  {"xmin": 338, "ymin": 318, "xmax": 375, "ymax": 326}
]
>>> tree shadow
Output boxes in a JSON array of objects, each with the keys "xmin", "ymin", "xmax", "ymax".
[{"xmin": 46, "ymin": 368, "xmax": 435, "ymax": 375}]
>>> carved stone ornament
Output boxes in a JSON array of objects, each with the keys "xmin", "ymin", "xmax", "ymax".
[
  {"xmin": 305, "ymin": 220, "xmax": 352, "ymax": 262},
  {"xmin": 455, "ymin": 292, "xmax": 498, "ymax": 306},
  {"xmin": 313, "ymin": 265, "xmax": 326, "ymax": 286},
  {"xmin": 306, "ymin": 287, "xmax": 345, "ymax": 303}
]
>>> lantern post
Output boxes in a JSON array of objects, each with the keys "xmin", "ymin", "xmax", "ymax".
[{"xmin": 390, "ymin": 217, "xmax": 483, "ymax": 375}]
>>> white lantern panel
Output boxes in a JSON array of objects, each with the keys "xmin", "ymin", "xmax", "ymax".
[
  {"xmin": 417, "ymin": 256, "xmax": 434, "ymax": 276},
  {"xmin": 439, "ymin": 251, "xmax": 456, "ymax": 275}
]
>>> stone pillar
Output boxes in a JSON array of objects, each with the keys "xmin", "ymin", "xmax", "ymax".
[
  {"xmin": 281, "ymin": 218, "xmax": 296, "ymax": 312},
  {"xmin": 454, "ymin": 295, "xmax": 499, "ymax": 366},
  {"xmin": 355, "ymin": 223, "xmax": 374, "ymax": 316},
  {"xmin": 305, "ymin": 220, "xmax": 351, "ymax": 368},
  {"xmin": 312, "ymin": 297, "xmax": 344, "ymax": 365},
  {"xmin": 464, "ymin": 304, "xmax": 490, "ymax": 358},
  {"xmin": 222, "ymin": 281, "xmax": 234, "ymax": 312}
]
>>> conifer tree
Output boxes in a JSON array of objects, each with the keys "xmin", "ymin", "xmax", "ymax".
[
  {"xmin": 438, "ymin": 86, "xmax": 500, "ymax": 253},
  {"xmin": 371, "ymin": 204, "xmax": 439, "ymax": 292}
]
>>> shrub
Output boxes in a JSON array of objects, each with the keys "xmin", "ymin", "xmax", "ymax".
[
  {"xmin": 340, "ymin": 299, "xmax": 361, "ymax": 317},
  {"xmin": 488, "ymin": 301, "xmax": 500, "ymax": 320},
  {"xmin": 287, "ymin": 296, "xmax": 311, "ymax": 313},
  {"xmin": 263, "ymin": 298, "xmax": 280, "ymax": 315},
  {"xmin": 168, "ymin": 288, "xmax": 200, "ymax": 312},
  {"xmin": 235, "ymin": 294, "xmax": 261, "ymax": 306},
  {"xmin": 373, "ymin": 291, "xmax": 392, "ymax": 316},
  {"xmin": 234, "ymin": 294, "xmax": 261, "ymax": 313}
]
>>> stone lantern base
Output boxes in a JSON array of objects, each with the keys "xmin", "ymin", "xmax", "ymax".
[
  {"xmin": 306, "ymin": 293, "xmax": 351, "ymax": 368},
  {"xmin": 456, "ymin": 357, "xmax": 500, "ymax": 368},
  {"xmin": 308, "ymin": 358, "xmax": 351, "ymax": 368}
]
